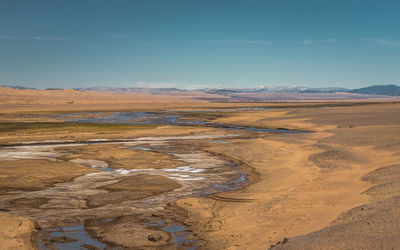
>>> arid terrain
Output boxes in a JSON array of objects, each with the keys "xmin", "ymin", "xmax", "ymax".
[{"xmin": 0, "ymin": 88, "xmax": 399, "ymax": 249}]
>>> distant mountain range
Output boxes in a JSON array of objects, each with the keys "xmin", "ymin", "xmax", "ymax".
[
  {"xmin": 347, "ymin": 84, "xmax": 400, "ymax": 96},
  {"xmin": 75, "ymin": 87, "xmax": 188, "ymax": 95},
  {"xmin": 0, "ymin": 85, "xmax": 36, "ymax": 90},
  {"xmin": 202, "ymin": 84, "xmax": 400, "ymax": 96},
  {"xmin": 201, "ymin": 86, "xmax": 350, "ymax": 94},
  {"xmin": 2, "ymin": 84, "xmax": 400, "ymax": 96}
]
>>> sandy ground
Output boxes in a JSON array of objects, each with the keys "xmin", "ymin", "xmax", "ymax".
[
  {"xmin": 170, "ymin": 103, "xmax": 400, "ymax": 249},
  {"xmin": 0, "ymin": 212, "xmax": 38, "ymax": 249},
  {"xmin": 1, "ymin": 86, "xmax": 394, "ymax": 113},
  {"xmin": 0, "ymin": 160, "xmax": 101, "ymax": 192},
  {"xmin": 1, "ymin": 88, "xmax": 400, "ymax": 249}
]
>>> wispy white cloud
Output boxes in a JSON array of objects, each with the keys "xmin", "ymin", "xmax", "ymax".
[
  {"xmin": 0, "ymin": 35, "xmax": 67, "ymax": 41},
  {"xmin": 34, "ymin": 36, "xmax": 66, "ymax": 41},
  {"xmin": 301, "ymin": 39, "xmax": 314, "ymax": 45},
  {"xmin": 301, "ymin": 39, "xmax": 337, "ymax": 45},
  {"xmin": 209, "ymin": 39, "xmax": 272, "ymax": 45},
  {"xmin": 360, "ymin": 38, "xmax": 400, "ymax": 47}
]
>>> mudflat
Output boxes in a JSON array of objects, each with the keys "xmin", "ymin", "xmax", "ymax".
[{"xmin": 0, "ymin": 159, "xmax": 101, "ymax": 192}]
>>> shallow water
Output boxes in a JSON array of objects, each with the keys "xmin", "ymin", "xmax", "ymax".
[
  {"xmin": 39, "ymin": 225, "xmax": 106, "ymax": 249},
  {"xmin": 6, "ymin": 109, "xmax": 307, "ymax": 248},
  {"xmin": 46, "ymin": 110, "xmax": 308, "ymax": 134},
  {"xmin": 164, "ymin": 224, "xmax": 195, "ymax": 246},
  {"xmin": 132, "ymin": 146, "xmax": 152, "ymax": 151},
  {"xmin": 0, "ymin": 134, "xmax": 244, "ymax": 249},
  {"xmin": 209, "ymin": 140, "xmax": 232, "ymax": 143},
  {"xmin": 41, "ymin": 220, "xmax": 194, "ymax": 249}
]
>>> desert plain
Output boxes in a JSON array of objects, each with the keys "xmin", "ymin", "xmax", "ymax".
[{"xmin": 0, "ymin": 87, "xmax": 399, "ymax": 249}]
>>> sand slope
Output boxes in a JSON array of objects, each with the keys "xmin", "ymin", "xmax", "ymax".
[{"xmin": 173, "ymin": 103, "xmax": 400, "ymax": 249}]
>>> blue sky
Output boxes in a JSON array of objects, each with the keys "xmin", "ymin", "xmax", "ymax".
[{"xmin": 1, "ymin": 0, "xmax": 399, "ymax": 89}]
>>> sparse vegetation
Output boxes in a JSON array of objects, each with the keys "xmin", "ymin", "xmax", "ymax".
[{"xmin": 0, "ymin": 122, "xmax": 157, "ymax": 134}]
